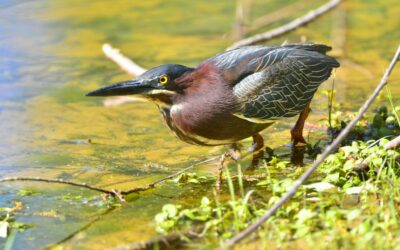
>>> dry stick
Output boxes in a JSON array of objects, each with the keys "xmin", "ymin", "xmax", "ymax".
[
  {"xmin": 227, "ymin": 0, "xmax": 342, "ymax": 50},
  {"xmin": 232, "ymin": 0, "xmax": 254, "ymax": 40},
  {"xmin": 0, "ymin": 177, "xmax": 116, "ymax": 196},
  {"xmin": 103, "ymin": 43, "xmax": 146, "ymax": 77},
  {"xmin": 233, "ymin": 0, "xmax": 245, "ymax": 40},
  {"xmin": 385, "ymin": 135, "xmax": 400, "ymax": 150},
  {"xmin": 221, "ymin": 45, "xmax": 400, "ymax": 249},
  {"xmin": 102, "ymin": 43, "xmax": 147, "ymax": 106},
  {"xmin": 248, "ymin": 1, "xmax": 306, "ymax": 34},
  {"xmin": 121, "ymin": 156, "xmax": 219, "ymax": 195},
  {"xmin": 0, "ymin": 157, "xmax": 220, "ymax": 200}
]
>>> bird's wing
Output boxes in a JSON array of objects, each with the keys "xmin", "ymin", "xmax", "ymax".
[
  {"xmin": 227, "ymin": 45, "xmax": 339, "ymax": 123},
  {"xmin": 206, "ymin": 46, "xmax": 276, "ymax": 84}
]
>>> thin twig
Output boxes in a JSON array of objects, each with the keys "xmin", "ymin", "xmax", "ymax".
[
  {"xmin": 247, "ymin": 1, "xmax": 306, "ymax": 34},
  {"xmin": 232, "ymin": 0, "xmax": 253, "ymax": 40},
  {"xmin": 45, "ymin": 206, "xmax": 118, "ymax": 249},
  {"xmin": 0, "ymin": 177, "xmax": 118, "ymax": 196},
  {"xmin": 227, "ymin": 0, "xmax": 342, "ymax": 50},
  {"xmin": 0, "ymin": 157, "xmax": 220, "ymax": 201},
  {"xmin": 221, "ymin": 45, "xmax": 400, "ymax": 248},
  {"xmin": 102, "ymin": 44, "xmax": 146, "ymax": 77},
  {"xmin": 122, "ymin": 156, "xmax": 220, "ymax": 195}
]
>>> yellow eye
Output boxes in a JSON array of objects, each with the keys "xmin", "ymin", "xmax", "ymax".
[{"xmin": 159, "ymin": 75, "xmax": 169, "ymax": 84}]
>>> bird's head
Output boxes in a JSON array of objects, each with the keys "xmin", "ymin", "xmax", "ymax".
[{"xmin": 86, "ymin": 64, "xmax": 194, "ymax": 99}]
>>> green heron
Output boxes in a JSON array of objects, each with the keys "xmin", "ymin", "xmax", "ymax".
[{"xmin": 87, "ymin": 44, "xmax": 339, "ymax": 183}]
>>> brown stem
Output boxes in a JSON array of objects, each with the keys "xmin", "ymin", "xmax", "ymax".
[
  {"xmin": 122, "ymin": 156, "xmax": 220, "ymax": 195},
  {"xmin": 216, "ymin": 153, "xmax": 229, "ymax": 192},
  {"xmin": 248, "ymin": 1, "xmax": 306, "ymax": 34},
  {"xmin": 0, "ymin": 157, "xmax": 220, "ymax": 201},
  {"xmin": 0, "ymin": 177, "xmax": 121, "ymax": 197},
  {"xmin": 227, "ymin": 0, "xmax": 342, "ymax": 50},
  {"xmin": 220, "ymin": 45, "xmax": 400, "ymax": 248}
]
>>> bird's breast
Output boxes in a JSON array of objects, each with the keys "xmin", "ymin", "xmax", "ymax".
[
  {"xmin": 160, "ymin": 97, "xmax": 270, "ymax": 146},
  {"xmin": 160, "ymin": 104, "xmax": 236, "ymax": 146}
]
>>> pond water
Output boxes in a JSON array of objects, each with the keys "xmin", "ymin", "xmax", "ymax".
[{"xmin": 0, "ymin": 0, "xmax": 399, "ymax": 249}]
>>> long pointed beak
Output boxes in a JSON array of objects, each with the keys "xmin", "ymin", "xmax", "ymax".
[{"xmin": 86, "ymin": 79, "xmax": 152, "ymax": 97}]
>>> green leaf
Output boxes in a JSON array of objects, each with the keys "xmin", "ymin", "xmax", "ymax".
[
  {"xmin": 323, "ymin": 173, "xmax": 340, "ymax": 184},
  {"xmin": 162, "ymin": 204, "xmax": 179, "ymax": 217},
  {"xmin": 201, "ymin": 197, "xmax": 210, "ymax": 207}
]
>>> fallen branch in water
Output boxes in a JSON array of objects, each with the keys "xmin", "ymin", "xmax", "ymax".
[
  {"xmin": 103, "ymin": 43, "xmax": 146, "ymax": 77},
  {"xmin": 0, "ymin": 156, "xmax": 219, "ymax": 202},
  {"xmin": 221, "ymin": 45, "xmax": 400, "ymax": 249},
  {"xmin": 227, "ymin": 0, "xmax": 342, "ymax": 50},
  {"xmin": 0, "ymin": 177, "xmax": 125, "ymax": 201},
  {"xmin": 121, "ymin": 156, "xmax": 219, "ymax": 195}
]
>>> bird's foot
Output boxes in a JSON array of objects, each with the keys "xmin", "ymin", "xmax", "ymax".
[
  {"xmin": 248, "ymin": 133, "xmax": 265, "ymax": 169},
  {"xmin": 291, "ymin": 135, "xmax": 307, "ymax": 147},
  {"xmin": 229, "ymin": 148, "xmax": 241, "ymax": 161},
  {"xmin": 216, "ymin": 145, "xmax": 241, "ymax": 192},
  {"xmin": 291, "ymin": 144, "xmax": 306, "ymax": 166},
  {"xmin": 216, "ymin": 153, "xmax": 228, "ymax": 192},
  {"xmin": 249, "ymin": 133, "xmax": 264, "ymax": 152},
  {"xmin": 248, "ymin": 143, "xmax": 259, "ymax": 153},
  {"xmin": 291, "ymin": 103, "xmax": 311, "ymax": 147},
  {"xmin": 290, "ymin": 128, "xmax": 307, "ymax": 147}
]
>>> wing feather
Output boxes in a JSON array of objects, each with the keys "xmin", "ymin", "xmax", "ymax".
[{"xmin": 232, "ymin": 45, "xmax": 339, "ymax": 121}]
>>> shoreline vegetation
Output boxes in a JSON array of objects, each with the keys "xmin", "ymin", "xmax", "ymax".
[{"xmin": 1, "ymin": 0, "xmax": 400, "ymax": 249}]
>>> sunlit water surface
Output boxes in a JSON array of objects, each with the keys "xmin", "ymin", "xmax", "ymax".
[{"xmin": 0, "ymin": 0, "xmax": 399, "ymax": 249}]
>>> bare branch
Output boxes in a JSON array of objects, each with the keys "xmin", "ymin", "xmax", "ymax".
[
  {"xmin": 0, "ymin": 177, "xmax": 120, "ymax": 196},
  {"xmin": 102, "ymin": 44, "xmax": 146, "ymax": 77},
  {"xmin": 248, "ymin": 1, "xmax": 306, "ymax": 34},
  {"xmin": 227, "ymin": 0, "xmax": 342, "ymax": 50},
  {"xmin": 385, "ymin": 136, "xmax": 400, "ymax": 150},
  {"xmin": 220, "ymin": 45, "xmax": 400, "ymax": 248},
  {"xmin": 121, "ymin": 156, "xmax": 219, "ymax": 195},
  {"xmin": 0, "ymin": 157, "xmax": 219, "ymax": 201}
]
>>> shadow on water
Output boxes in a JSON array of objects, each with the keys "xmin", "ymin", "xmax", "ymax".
[{"xmin": 0, "ymin": 0, "xmax": 399, "ymax": 249}]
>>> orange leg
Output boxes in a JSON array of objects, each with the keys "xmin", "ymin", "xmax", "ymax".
[{"xmin": 291, "ymin": 103, "xmax": 311, "ymax": 146}]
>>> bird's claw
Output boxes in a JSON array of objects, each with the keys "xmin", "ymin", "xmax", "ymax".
[
  {"xmin": 292, "ymin": 136, "xmax": 307, "ymax": 147},
  {"xmin": 228, "ymin": 148, "xmax": 241, "ymax": 161}
]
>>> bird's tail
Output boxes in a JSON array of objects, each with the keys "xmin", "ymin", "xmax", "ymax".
[{"xmin": 286, "ymin": 43, "xmax": 339, "ymax": 68}]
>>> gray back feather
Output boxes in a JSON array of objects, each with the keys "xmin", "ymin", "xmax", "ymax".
[{"xmin": 213, "ymin": 44, "xmax": 340, "ymax": 121}]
